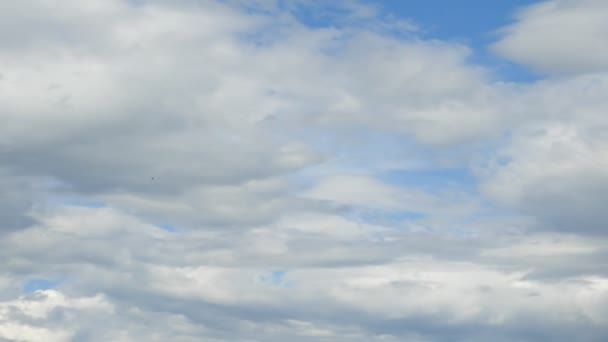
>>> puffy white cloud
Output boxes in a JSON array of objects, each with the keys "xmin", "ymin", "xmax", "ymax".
[
  {"xmin": 0, "ymin": 0, "xmax": 496, "ymax": 231},
  {"xmin": 492, "ymin": 0, "xmax": 608, "ymax": 75},
  {"xmin": 479, "ymin": 74, "xmax": 608, "ymax": 235},
  {"xmin": 0, "ymin": 290, "xmax": 112, "ymax": 342}
]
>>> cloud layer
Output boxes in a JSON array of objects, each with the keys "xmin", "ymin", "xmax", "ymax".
[{"xmin": 1, "ymin": 0, "xmax": 607, "ymax": 341}]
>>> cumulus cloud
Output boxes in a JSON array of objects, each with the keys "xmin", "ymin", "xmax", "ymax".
[
  {"xmin": 492, "ymin": 0, "xmax": 608, "ymax": 75},
  {"xmin": 1, "ymin": 0, "xmax": 608, "ymax": 341},
  {"xmin": 479, "ymin": 74, "xmax": 608, "ymax": 235},
  {"xmin": 3, "ymin": 206, "xmax": 608, "ymax": 341}
]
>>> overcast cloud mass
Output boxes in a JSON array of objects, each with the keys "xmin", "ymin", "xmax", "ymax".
[{"xmin": 1, "ymin": 0, "xmax": 608, "ymax": 341}]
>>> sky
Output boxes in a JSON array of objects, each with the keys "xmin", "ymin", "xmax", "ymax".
[{"xmin": 1, "ymin": 0, "xmax": 608, "ymax": 341}]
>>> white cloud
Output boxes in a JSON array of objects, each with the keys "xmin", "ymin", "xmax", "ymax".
[
  {"xmin": 0, "ymin": 0, "xmax": 499, "ymax": 231},
  {"xmin": 492, "ymin": 0, "xmax": 608, "ymax": 75},
  {"xmin": 479, "ymin": 74, "xmax": 608, "ymax": 235},
  {"xmin": 1, "ymin": 202, "xmax": 606, "ymax": 340},
  {"xmin": 0, "ymin": 291, "xmax": 112, "ymax": 342},
  {"xmin": 1, "ymin": 0, "xmax": 608, "ymax": 341}
]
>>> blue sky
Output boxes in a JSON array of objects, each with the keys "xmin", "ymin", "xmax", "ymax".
[
  {"xmin": 390, "ymin": 0, "xmax": 542, "ymax": 82},
  {"xmin": 23, "ymin": 279, "xmax": 59, "ymax": 294},
  {"xmin": 373, "ymin": 0, "xmax": 537, "ymax": 40},
  {"xmin": 292, "ymin": 0, "xmax": 541, "ymax": 81}
]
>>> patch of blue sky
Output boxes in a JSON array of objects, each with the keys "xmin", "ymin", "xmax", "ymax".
[
  {"xmin": 157, "ymin": 223, "xmax": 179, "ymax": 233},
  {"xmin": 60, "ymin": 198, "xmax": 106, "ymax": 208},
  {"xmin": 285, "ymin": 128, "xmax": 429, "ymax": 171},
  {"xmin": 278, "ymin": 1, "xmax": 367, "ymax": 27},
  {"xmin": 379, "ymin": 0, "xmax": 543, "ymax": 82},
  {"xmin": 282, "ymin": 0, "xmax": 542, "ymax": 82},
  {"xmin": 379, "ymin": 167, "xmax": 477, "ymax": 193},
  {"xmin": 345, "ymin": 207, "xmax": 427, "ymax": 227},
  {"xmin": 45, "ymin": 195, "xmax": 107, "ymax": 209},
  {"xmin": 366, "ymin": 211, "xmax": 426, "ymax": 227},
  {"xmin": 23, "ymin": 278, "xmax": 59, "ymax": 293},
  {"xmin": 259, "ymin": 270, "xmax": 291, "ymax": 288},
  {"xmin": 367, "ymin": 0, "xmax": 536, "ymax": 42},
  {"xmin": 284, "ymin": 135, "xmax": 444, "ymax": 205},
  {"xmin": 471, "ymin": 49, "xmax": 542, "ymax": 83}
]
